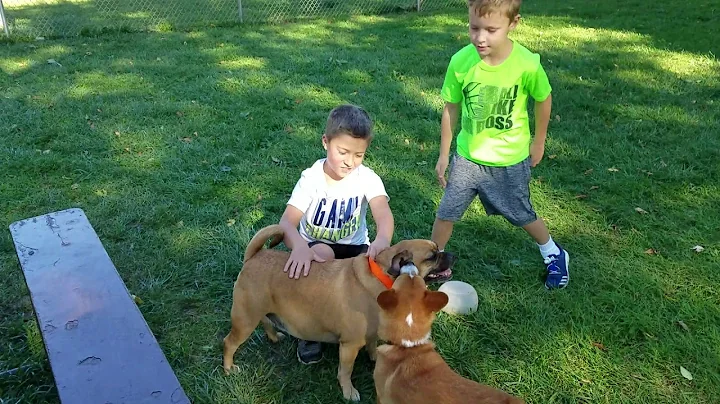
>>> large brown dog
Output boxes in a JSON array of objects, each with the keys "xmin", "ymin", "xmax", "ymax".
[
  {"xmin": 222, "ymin": 224, "xmax": 455, "ymax": 401},
  {"xmin": 374, "ymin": 274, "xmax": 525, "ymax": 404}
]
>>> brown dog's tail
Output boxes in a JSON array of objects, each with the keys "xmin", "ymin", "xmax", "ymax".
[{"xmin": 244, "ymin": 224, "xmax": 285, "ymax": 263}]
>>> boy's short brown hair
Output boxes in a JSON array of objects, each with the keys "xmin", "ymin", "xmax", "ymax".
[
  {"xmin": 324, "ymin": 104, "xmax": 373, "ymax": 142},
  {"xmin": 467, "ymin": 0, "xmax": 522, "ymax": 20}
]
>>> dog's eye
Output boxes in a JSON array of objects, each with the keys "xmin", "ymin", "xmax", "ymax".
[{"xmin": 426, "ymin": 252, "xmax": 437, "ymax": 262}]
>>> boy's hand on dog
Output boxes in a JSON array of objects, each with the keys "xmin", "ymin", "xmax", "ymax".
[
  {"xmin": 435, "ymin": 155, "xmax": 449, "ymax": 188},
  {"xmin": 284, "ymin": 245, "xmax": 326, "ymax": 279},
  {"xmin": 367, "ymin": 237, "xmax": 390, "ymax": 260}
]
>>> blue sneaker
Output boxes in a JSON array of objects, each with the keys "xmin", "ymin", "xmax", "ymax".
[{"xmin": 544, "ymin": 246, "xmax": 569, "ymax": 289}]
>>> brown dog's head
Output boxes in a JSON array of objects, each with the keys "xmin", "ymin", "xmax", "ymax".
[
  {"xmin": 376, "ymin": 274, "xmax": 448, "ymax": 346},
  {"xmin": 377, "ymin": 240, "xmax": 456, "ymax": 284}
]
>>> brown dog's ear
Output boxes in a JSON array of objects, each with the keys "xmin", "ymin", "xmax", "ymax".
[
  {"xmin": 377, "ymin": 290, "xmax": 399, "ymax": 311},
  {"xmin": 423, "ymin": 291, "xmax": 449, "ymax": 313},
  {"xmin": 389, "ymin": 250, "xmax": 413, "ymax": 276}
]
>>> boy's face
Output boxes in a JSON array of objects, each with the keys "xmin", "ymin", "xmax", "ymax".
[
  {"xmin": 322, "ymin": 133, "xmax": 370, "ymax": 181},
  {"xmin": 468, "ymin": 9, "xmax": 519, "ymax": 58}
]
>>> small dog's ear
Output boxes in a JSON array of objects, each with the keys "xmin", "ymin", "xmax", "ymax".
[
  {"xmin": 377, "ymin": 290, "xmax": 399, "ymax": 311},
  {"xmin": 389, "ymin": 250, "xmax": 413, "ymax": 276},
  {"xmin": 423, "ymin": 291, "xmax": 449, "ymax": 313}
]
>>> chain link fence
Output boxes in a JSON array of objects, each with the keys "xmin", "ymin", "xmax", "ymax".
[{"xmin": 0, "ymin": 0, "xmax": 464, "ymax": 39}]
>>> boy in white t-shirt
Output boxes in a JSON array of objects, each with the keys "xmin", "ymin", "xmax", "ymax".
[{"xmin": 278, "ymin": 104, "xmax": 395, "ymax": 364}]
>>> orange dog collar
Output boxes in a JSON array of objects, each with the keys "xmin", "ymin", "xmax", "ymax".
[{"xmin": 368, "ymin": 257, "xmax": 394, "ymax": 289}]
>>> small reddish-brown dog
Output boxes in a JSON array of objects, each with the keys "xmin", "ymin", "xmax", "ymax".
[{"xmin": 374, "ymin": 273, "xmax": 525, "ymax": 404}]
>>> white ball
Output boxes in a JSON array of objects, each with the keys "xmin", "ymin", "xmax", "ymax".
[{"xmin": 438, "ymin": 281, "xmax": 479, "ymax": 315}]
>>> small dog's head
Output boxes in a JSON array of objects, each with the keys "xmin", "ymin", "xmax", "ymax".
[
  {"xmin": 376, "ymin": 274, "xmax": 448, "ymax": 347},
  {"xmin": 380, "ymin": 240, "xmax": 457, "ymax": 283}
]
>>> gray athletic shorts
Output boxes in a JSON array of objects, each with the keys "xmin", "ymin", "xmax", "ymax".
[{"xmin": 437, "ymin": 154, "xmax": 537, "ymax": 227}]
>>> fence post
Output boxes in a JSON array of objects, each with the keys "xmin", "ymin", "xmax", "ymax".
[
  {"xmin": 417, "ymin": 0, "xmax": 421, "ymax": 12},
  {"xmin": 237, "ymin": 0, "xmax": 244, "ymax": 22},
  {"xmin": 0, "ymin": 0, "xmax": 10, "ymax": 38}
]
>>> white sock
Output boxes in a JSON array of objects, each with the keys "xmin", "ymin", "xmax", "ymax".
[{"xmin": 538, "ymin": 236, "xmax": 561, "ymax": 259}]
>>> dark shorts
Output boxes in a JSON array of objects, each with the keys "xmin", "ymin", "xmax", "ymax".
[
  {"xmin": 307, "ymin": 241, "xmax": 369, "ymax": 260},
  {"xmin": 437, "ymin": 154, "xmax": 538, "ymax": 227}
]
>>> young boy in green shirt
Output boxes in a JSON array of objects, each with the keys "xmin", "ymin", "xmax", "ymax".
[{"xmin": 432, "ymin": 0, "xmax": 569, "ymax": 289}]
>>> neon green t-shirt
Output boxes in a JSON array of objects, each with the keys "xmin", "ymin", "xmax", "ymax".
[{"xmin": 441, "ymin": 42, "xmax": 552, "ymax": 166}]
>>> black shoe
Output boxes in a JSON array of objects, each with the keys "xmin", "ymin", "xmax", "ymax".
[{"xmin": 297, "ymin": 340, "xmax": 323, "ymax": 365}]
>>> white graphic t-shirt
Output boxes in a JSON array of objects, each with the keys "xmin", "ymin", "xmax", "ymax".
[{"xmin": 288, "ymin": 159, "xmax": 389, "ymax": 245}]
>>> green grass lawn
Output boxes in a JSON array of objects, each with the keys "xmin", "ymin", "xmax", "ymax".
[{"xmin": 1, "ymin": 0, "xmax": 719, "ymax": 402}]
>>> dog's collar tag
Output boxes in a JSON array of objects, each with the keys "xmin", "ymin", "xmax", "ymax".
[{"xmin": 368, "ymin": 257, "xmax": 394, "ymax": 289}]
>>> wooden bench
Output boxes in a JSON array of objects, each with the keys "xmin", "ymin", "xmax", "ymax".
[{"xmin": 9, "ymin": 208, "xmax": 190, "ymax": 404}]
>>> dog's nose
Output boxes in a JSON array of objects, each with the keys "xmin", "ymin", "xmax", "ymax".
[{"xmin": 439, "ymin": 252, "xmax": 458, "ymax": 267}]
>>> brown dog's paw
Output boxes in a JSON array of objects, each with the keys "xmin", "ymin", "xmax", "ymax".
[
  {"xmin": 223, "ymin": 364, "xmax": 239, "ymax": 375},
  {"xmin": 268, "ymin": 331, "xmax": 285, "ymax": 343},
  {"xmin": 343, "ymin": 385, "xmax": 360, "ymax": 402}
]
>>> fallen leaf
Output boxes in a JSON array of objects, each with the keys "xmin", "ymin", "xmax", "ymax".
[
  {"xmin": 47, "ymin": 59, "xmax": 62, "ymax": 67},
  {"xmin": 592, "ymin": 342, "xmax": 607, "ymax": 351},
  {"xmin": 114, "ymin": 130, "xmax": 121, "ymax": 137},
  {"xmin": 284, "ymin": 126, "xmax": 294, "ymax": 133},
  {"xmin": 575, "ymin": 194, "xmax": 588, "ymax": 199},
  {"xmin": 71, "ymin": 183, "xmax": 79, "ymax": 190},
  {"xmin": 416, "ymin": 161, "xmax": 428, "ymax": 166},
  {"xmin": 404, "ymin": 139, "xmax": 410, "ymax": 145},
  {"xmin": 584, "ymin": 168, "xmax": 594, "ymax": 175},
  {"xmin": 176, "ymin": 221, "xmax": 184, "ymax": 227},
  {"xmin": 220, "ymin": 165, "xmax": 232, "ymax": 172},
  {"xmin": 227, "ymin": 218, "xmax": 236, "ymax": 227},
  {"xmin": 590, "ymin": 185, "xmax": 599, "ymax": 190},
  {"xmin": 176, "ymin": 111, "xmax": 184, "ymax": 117},
  {"xmin": 635, "ymin": 207, "xmax": 648, "ymax": 214},
  {"xmin": 271, "ymin": 156, "xmax": 281, "ymax": 164},
  {"xmin": 677, "ymin": 320, "xmax": 690, "ymax": 332},
  {"xmin": 644, "ymin": 248, "xmax": 658, "ymax": 255},
  {"xmin": 295, "ymin": 99, "xmax": 302, "ymax": 104},
  {"xmin": 193, "ymin": 131, "xmax": 198, "ymax": 137},
  {"xmin": 42, "ymin": 149, "xmax": 51, "ymax": 154},
  {"xmin": 131, "ymin": 294, "xmax": 144, "ymax": 305},
  {"xmin": 581, "ymin": 379, "xmax": 592, "ymax": 384},
  {"xmin": 680, "ymin": 366, "xmax": 693, "ymax": 381},
  {"xmin": 555, "ymin": 115, "xmax": 561, "ymax": 122},
  {"xmin": 608, "ymin": 167, "xmax": 619, "ymax": 172},
  {"xmin": 692, "ymin": 245, "xmax": 704, "ymax": 253},
  {"xmin": 124, "ymin": 147, "xmax": 131, "ymax": 152},
  {"xmin": 239, "ymin": 111, "xmax": 250, "ymax": 118},
  {"xmin": 548, "ymin": 154, "xmax": 557, "ymax": 159},
  {"xmin": 181, "ymin": 137, "xmax": 192, "ymax": 143}
]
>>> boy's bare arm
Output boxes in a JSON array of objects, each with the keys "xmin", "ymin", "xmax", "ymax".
[
  {"xmin": 367, "ymin": 196, "xmax": 394, "ymax": 259},
  {"xmin": 530, "ymin": 93, "xmax": 552, "ymax": 167},
  {"xmin": 436, "ymin": 102, "xmax": 460, "ymax": 187},
  {"xmin": 279, "ymin": 205, "xmax": 325, "ymax": 278},
  {"xmin": 279, "ymin": 205, "xmax": 307, "ymax": 250}
]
